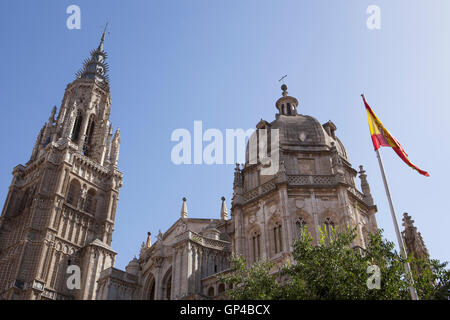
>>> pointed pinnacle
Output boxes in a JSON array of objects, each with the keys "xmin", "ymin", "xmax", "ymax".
[{"xmin": 98, "ymin": 22, "xmax": 108, "ymax": 51}]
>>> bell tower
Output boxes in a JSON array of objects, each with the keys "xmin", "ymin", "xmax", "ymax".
[{"xmin": 0, "ymin": 29, "xmax": 122, "ymax": 300}]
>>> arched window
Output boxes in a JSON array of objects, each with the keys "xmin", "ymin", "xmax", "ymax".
[
  {"xmin": 218, "ymin": 283, "xmax": 225, "ymax": 294},
  {"xmin": 273, "ymin": 221, "xmax": 283, "ymax": 254},
  {"xmin": 166, "ymin": 275, "xmax": 172, "ymax": 300},
  {"xmin": 67, "ymin": 180, "xmax": 81, "ymax": 207},
  {"xmin": 19, "ymin": 188, "xmax": 30, "ymax": 212},
  {"xmin": 149, "ymin": 281, "xmax": 155, "ymax": 300},
  {"xmin": 251, "ymin": 230, "xmax": 261, "ymax": 262},
  {"xmin": 83, "ymin": 114, "xmax": 96, "ymax": 156},
  {"xmin": 85, "ymin": 189, "xmax": 96, "ymax": 214},
  {"xmin": 27, "ymin": 185, "xmax": 36, "ymax": 208},
  {"xmin": 207, "ymin": 287, "xmax": 215, "ymax": 297},
  {"xmin": 295, "ymin": 217, "xmax": 307, "ymax": 236},
  {"xmin": 145, "ymin": 277, "xmax": 156, "ymax": 300},
  {"xmin": 323, "ymin": 217, "xmax": 335, "ymax": 245},
  {"xmin": 361, "ymin": 226, "xmax": 369, "ymax": 249},
  {"xmin": 71, "ymin": 111, "xmax": 83, "ymax": 143},
  {"xmin": 286, "ymin": 103, "xmax": 292, "ymax": 115},
  {"xmin": 162, "ymin": 268, "xmax": 172, "ymax": 300},
  {"xmin": 110, "ymin": 196, "xmax": 117, "ymax": 221}
]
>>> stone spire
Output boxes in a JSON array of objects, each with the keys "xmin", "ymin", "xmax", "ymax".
[
  {"xmin": 402, "ymin": 212, "xmax": 429, "ymax": 259},
  {"xmin": 330, "ymin": 141, "xmax": 345, "ymax": 183},
  {"xmin": 76, "ymin": 27, "xmax": 110, "ymax": 84},
  {"xmin": 110, "ymin": 127, "xmax": 120, "ymax": 166},
  {"xmin": 29, "ymin": 126, "xmax": 44, "ymax": 162},
  {"xmin": 233, "ymin": 163, "xmax": 242, "ymax": 189},
  {"xmin": 232, "ymin": 163, "xmax": 244, "ymax": 206},
  {"xmin": 98, "ymin": 23, "xmax": 108, "ymax": 52},
  {"xmin": 181, "ymin": 197, "xmax": 188, "ymax": 219},
  {"xmin": 276, "ymin": 160, "xmax": 287, "ymax": 183},
  {"xmin": 48, "ymin": 106, "xmax": 57, "ymax": 124},
  {"xmin": 157, "ymin": 230, "xmax": 163, "ymax": 242},
  {"xmin": 358, "ymin": 165, "xmax": 374, "ymax": 205},
  {"xmin": 220, "ymin": 196, "xmax": 228, "ymax": 220},
  {"xmin": 145, "ymin": 232, "xmax": 151, "ymax": 248}
]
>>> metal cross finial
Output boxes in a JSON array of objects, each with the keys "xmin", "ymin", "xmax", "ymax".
[{"xmin": 278, "ymin": 74, "xmax": 287, "ymax": 83}]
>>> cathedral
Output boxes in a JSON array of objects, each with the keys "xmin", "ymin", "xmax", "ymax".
[{"xmin": 0, "ymin": 34, "xmax": 428, "ymax": 300}]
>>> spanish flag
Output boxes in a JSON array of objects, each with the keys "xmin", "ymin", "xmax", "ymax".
[{"xmin": 362, "ymin": 94, "xmax": 429, "ymax": 177}]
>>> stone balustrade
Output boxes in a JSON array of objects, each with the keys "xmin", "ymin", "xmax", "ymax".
[{"xmin": 175, "ymin": 231, "xmax": 231, "ymax": 251}]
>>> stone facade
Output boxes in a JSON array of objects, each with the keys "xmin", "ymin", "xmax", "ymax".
[
  {"xmin": 97, "ymin": 212, "xmax": 233, "ymax": 300},
  {"xmin": 0, "ymin": 31, "xmax": 122, "ymax": 300},
  {"xmin": 96, "ymin": 85, "xmax": 380, "ymax": 300}
]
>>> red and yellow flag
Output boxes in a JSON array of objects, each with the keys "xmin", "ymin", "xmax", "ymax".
[{"xmin": 361, "ymin": 94, "xmax": 429, "ymax": 177}]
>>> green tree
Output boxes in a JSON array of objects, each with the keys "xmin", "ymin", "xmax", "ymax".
[
  {"xmin": 220, "ymin": 254, "xmax": 281, "ymax": 300},
  {"xmin": 220, "ymin": 226, "xmax": 450, "ymax": 300},
  {"xmin": 411, "ymin": 256, "xmax": 450, "ymax": 300}
]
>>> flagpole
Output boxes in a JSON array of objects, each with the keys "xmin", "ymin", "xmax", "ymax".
[{"xmin": 375, "ymin": 149, "xmax": 418, "ymax": 300}]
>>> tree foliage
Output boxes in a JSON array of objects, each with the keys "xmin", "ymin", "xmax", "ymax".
[{"xmin": 220, "ymin": 227, "xmax": 450, "ymax": 300}]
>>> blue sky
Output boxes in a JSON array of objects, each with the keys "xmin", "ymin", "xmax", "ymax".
[{"xmin": 0, "ymin": 0, "xmax": 448, "ymax": 269}]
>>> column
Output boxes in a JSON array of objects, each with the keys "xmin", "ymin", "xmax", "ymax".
[
  {"xmin": 311, "ymin": 192, "xmax": 320, "ymax": 245},
  {"xmin": 279, "ymin": 186, "xmax": 293, "ymax": 251}
]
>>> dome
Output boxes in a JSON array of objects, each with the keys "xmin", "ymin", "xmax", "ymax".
[
  {"xmin": 125, "ymin": 256, "xmax": 140, "ymax": 276},
  {"xmin": 202, "ymin": 220, "xmax": 221, "ymax": 240},
  {"xmin": 127, "ymin": 256, "xmax": 139, "ymax": 266},
  {"xmin": 244, "ymin": 85, "xmax": 348, "ymax": 164},
  {"xmin": 245, "ymin": 115, "xmax": 348, "ymax": 165},
  {"xmin": 270, "ymin": 114, "xmax": 348, "ymax": 159},
  {"xmin": 271, "ymin": 114, "xmax": 326, "ymax": 145}
]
